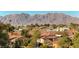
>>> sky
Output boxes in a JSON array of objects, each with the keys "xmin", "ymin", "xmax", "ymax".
[{"xmin": 0, "ymin": 11, "xmax": 79, "ymax": 17}]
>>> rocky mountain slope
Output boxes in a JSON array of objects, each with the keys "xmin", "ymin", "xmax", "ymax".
[{"xmin": 0, "ymin": 13, "xmax": 79, "ymax": 26}]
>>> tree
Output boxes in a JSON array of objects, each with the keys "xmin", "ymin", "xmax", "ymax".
[
  {"xmin": 21, "ymin": 29, "xmax": 29, "ymax": 37},
  {"xmin": 22, "ymin": 38, "xmax": 31, "ymax": 47},
  {"xmin": 69, "ymin": 23, "xmax": 78, "ymax": 30},
  {"xmin": 40, "ymin": 43, "xmax": 48, "ymax": 48},
  {"xmin": 12, "ymin": 38, "xmax": 31, "ymax": 48},
  {"xmin": 26, "ymin": 25, "xmax": 33, "ymax": 31},
  {"xmin": 0, "ymin": 23, "xmax": 8, "ymax": 31},
  {"xmin": 58, "ymin": 35, "xmax": 72, "ymax": 48},
  {"xmin": 58, "ymin": 24, "xmax": 66, "ymax": 27},
  {"xmin": 13, "ymin": 39, "xmax": 23, "ymax": 48},
  {"xmin": 52, "ymin": 24, "xmax": 57, "ymax": 29},
  {"xmin": 35, "ymin": 23, "xmax": 39, "ymax": 27},
  {"xmin": 6, "ymin": 24, "xmax": 15, "ymax": 32},
  {"xmin": 0, "ymin": 31, "xmax": 9, "ymax": 48},
  {"xmin": 44, "ymin": 24, "xmax": 50, "ymax": 27},
  {"xmin": 27, "ymin": 30, "xmax": 40, "ymax": 48},
  {"xmin": 72, "ymin": 32, "xmax": 79, "ymax": 48},
  {"xmin": 9, "ymin": 26, "xmax": 15, "ymax": 32}
]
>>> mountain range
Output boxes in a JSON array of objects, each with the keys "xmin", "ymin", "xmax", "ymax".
[{"xmin": 0, "ymin": 13, "xmax": 79, "ymax": 26}]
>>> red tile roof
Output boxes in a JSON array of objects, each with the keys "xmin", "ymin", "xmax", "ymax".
[{"xmin": 8, "ymin": 32, "xmax": 22, "ymax": 40}]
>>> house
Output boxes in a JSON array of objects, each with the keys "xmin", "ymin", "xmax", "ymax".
[
  {"xmin": 14, "ymin": 28, "xmax": 22, "ymax": 32},
  {"xmin": 37, "ymin": 38, "xmax": 44, "ymax": 43},
  {"xmin": 41, "ymin": 31, "xmax": 55, "ymax": 37},
  {"xmin": 55, "ymin": 34, "xmax": 62, "ymax": 37},
  {"xmin": 8, "ymin": 31, "xmax": 23, "ymax": 44},
  {"xmin": 8, "ymin": 32, "xmax": 22, "ymax": 39},
  {"xmin": 39, "ymin": 30, "xmax": 64, "ymax": 48},
  {"xmin": 9, "ymin": 37, "xmax": 27, "ymax": 48},
  {"xmin": 53, "ymin": 27, "xmax": 69, "ymax": 32},
  {"xmin": 66, "ymin": 29, "xmax": 76, "ymax": 39}
]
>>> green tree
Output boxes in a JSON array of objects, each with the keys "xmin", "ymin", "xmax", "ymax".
[
  {"xmin": 22, "ymin": 38, "xmax": 31, "ymax": 47},
  {"xmin": 58, "ymin": 36, "xmax": 72, "ymax": 48},
  {"xmin": 52, "ymin": 24, "xmax": 57, "ymax": 29},
  {"xmin": 72, "ymin": 32, "xmax": 79, "ymax": 48},
  {"xmin": 21, "ymin": 29, "xmax": 29, "ymax": 37},
  {"xmin": 6, "ymin": 24, "xmax": 15, "ymax": 32},
  {"xmin": 27, "ymin": 30, "xmax": 40, "ymax": 48},
  {"xmin": 35, "ymin": 23, "xmax": 39, "ymax": 27},
  {"xmin": 12, "ymin": 38, "xmax": 31, "ymax": 48},
  {"xmin": 0, "ymin": 31, "xmax": 9, "ymax": 48},
  {"xmin": 44, "ymin": 24, "xmax": 50, "ymax": 27},
  {"xmin": 40, "ymin": 43, "xmax": 48, "ymax": 48},
  {"xmin": 69, "ymin": 23, "xmax": 78, "ymax": 30},
  {"xmin": 58, "ymin": 24, "xmax": 66, "ymax": 27},
  {"xmin": 13, "ymin": 39, "xmax": 23, "ymax": 48}
]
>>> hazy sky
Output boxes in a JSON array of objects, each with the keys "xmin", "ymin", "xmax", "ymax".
[{"xmin": 0, "ymin": 11, "xmax": 79, "ymax": 17}]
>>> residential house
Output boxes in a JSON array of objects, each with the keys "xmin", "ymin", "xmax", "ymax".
[
  {"xmin": 8, "ymin": 31, "xmax": 22, "ymax": 43},
  {"xmin": 38, "ymin": 31, "xmax": 62, "ymax": 47},
  {"xmin": 53, "ymin": 27, "xmax": 69, "ymax": 32}
]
